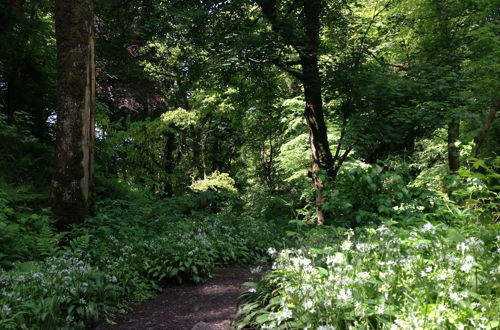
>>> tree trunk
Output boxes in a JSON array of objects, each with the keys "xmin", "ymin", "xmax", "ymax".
[
  {"xmin": 52, "ymin": 0, "xmax": 96, "ymax": 230},
  {"xmin": 471, "ymin": 100, "xmax": 498, "ymax": 158},
  {"xmin": 163, "ymin": 131, "xmax": 176, "ymax": 197},
  {"xmin": 433, "ymin": 0, "xmax": 461, "ymax": 173},
  {"xmin": 300, "ymin": 0, "xmax": 334, "ymax": 224},
  {"xmin": 447, "ymin": 117, "xmax": 460, "ymax": 172},
  {"xmin": 256, "ymin": 0, "xmax": 335, "ymax": 224},
  {"xmin": 301, "ymin": 55, "xmax": 334, "ymax": 224},
  {"xmin": 4, "ymin": 75, "xmax": 18, "ymax": 121}
]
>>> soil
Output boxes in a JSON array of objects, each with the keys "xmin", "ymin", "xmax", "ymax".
[{"xmin": 93, "ymin": 266, "xmax": 258, "ymax": 330}]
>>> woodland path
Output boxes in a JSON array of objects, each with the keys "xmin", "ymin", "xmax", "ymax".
[{"xmin": 93, "ymin": 266, "xmax": 257, "ymax": 330}]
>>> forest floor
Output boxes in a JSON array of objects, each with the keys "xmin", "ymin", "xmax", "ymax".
[{"xmin": 93, "ymin": 266, "xmax": 258, "ymax": 330}]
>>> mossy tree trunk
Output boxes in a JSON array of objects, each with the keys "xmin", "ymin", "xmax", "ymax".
[{"xmin": 52, "ymin": 0, "xmax": 96, "ymax": 230}]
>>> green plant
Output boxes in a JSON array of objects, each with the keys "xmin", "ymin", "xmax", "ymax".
[
  {"xmin": 455, "ymin": 157, "xmax": 500, "ymax": 222},
  {"xmin": 237, "ymin": 219, "xmax": 500, "ymax": 329},
  {"xmin": 322, "ymin": 161, "xmax": 434, "ymax": 227},
  {"xmin": 0, "ymin": 194, "xmax": 286, "ymax": 329}
]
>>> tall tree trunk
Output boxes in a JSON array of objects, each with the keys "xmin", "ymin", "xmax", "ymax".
[
  {"xmin": 301, "ymin": 55, "xmax": 334, "ymax": 224},
  {"xmin": 433, "ymin": 0, "xmax": 461, "ymax": 173},
  {"xmin": 300, "ymin": 0, "xmax": 334, "ymax": 224},
  {"xmin": 52, "ymin": 0, "xmax": 96, "ymax": 230},
  {"xmin": 256, "ymin": 0, "xmax": 335, "ymax": 224},
  {"xmin": 471, "ymin": 100, "xmax": 498, "ymax": 158}
]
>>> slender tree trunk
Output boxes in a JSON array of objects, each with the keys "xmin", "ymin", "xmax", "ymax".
[
  {"xmin": 433, "ymin": 0, "xmax": 461, "ymax": 173},
  {"xmin": 300, "ymin": 0, "xmax": 334, "ymax": 224},
  {"xmin": 447, "ymin": 118, "xmax": 460, "ymax": 172},
  {"xmin": 52, "ymin": 0, "xmax": 96, "ymax": 230},
  {"xmin": 163, "ymin": 131, "xmax": 176, "ymax": 197},
  {"xmin": 301, "ymin": 56, "xmax": 334, "ymax": 224},
  {"xmin": 4, "ymin": 75, "xmax": 17, "ymax": 121},
  {"xmin": 256, "ymin": 0, "xmax": 335, "ymax": 224},
  {"xmin": 471, "ymin": 100, "xmax": 498, "ymax": 158}
]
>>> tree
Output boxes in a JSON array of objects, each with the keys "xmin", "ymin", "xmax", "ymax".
[
  {"xmin": 251, "ymin": 0, "xmax": 337, "ymax": 224},
  {"xmin": 52, "ymin": 0, "xmax": 96, "ymax": 229}
]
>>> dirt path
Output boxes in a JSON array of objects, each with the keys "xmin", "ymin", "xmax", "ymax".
[{"xmin": 93, "ymin": 266, "xmax": 257, "ymax": 330}]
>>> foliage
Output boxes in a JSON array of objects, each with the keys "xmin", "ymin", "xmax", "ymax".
[
  {"xmin": 0, "ymin": 180, "xmax": 57, "ymax": 269},
  {"xmin": 455, "ymin": 157, "xmax": 500, "ymax": 222},
  {"xmin": 321, "ymin": 160, "xmax": 434, "ymax": 226},
  {"xmin": 0, "ymin": 113, "xmax": 52, "ymax": 189},
  {"xmin": 1, "ymin": 0, "xmax": 499, "ymax": 328},
  {"xmin": 190, "ymin": 171, "xmax": 237, "ymax": 193},
  {"xmin": 237, "ymin": 218, "xmax": 499, "ymax": 329},
  {"xmin": 0, "ymin": 195, "xmax": 285, "ymax": 329}
]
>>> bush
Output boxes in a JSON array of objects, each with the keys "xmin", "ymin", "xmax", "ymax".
[
  {"xmin": 0, "ymin": 180, "xmax": 58, "ymax": 269},
  {"xmin": 322, "ymin": 161, "xmax": 434, "ymax": 227},
  {"xmin": 455, "ymin": 157, "xmax": 499, "ymax": 222}
]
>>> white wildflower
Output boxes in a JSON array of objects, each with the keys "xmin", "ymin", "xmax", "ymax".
[
  {"xmin": 326, "ymin": 253, "xmax": 345, "ymax": 265},
  {"xmin": 450, "ymin": 292, "xmax": 460, "ymax": 303},
  {"xmin": 280, "ymin": 307, "xmax": 292, "ymax": 319},
  {"xmin": 341, "ymin": 240, "xmax": 353, "ymax": 251},
  {"xmin": 457, "ymin": 242, "xmax": 469, "ymax": 255},
  {"xmin": 267, "ymin": 247, "xmax": 277, "ymax": 256},
  {"xmin": 338, "ymin": 288, "xmax": 352, "ymax": 302},
  {"xmin": 1, "ymin": 305, "xmax": 11, "ymax": 315},
  {"xmin": 422, "ymin": 223, "xmax": 434, "ymax": 232},
  {"xmin": 358, "ymin": 272, "xmax": 370, "ymax": 279}
]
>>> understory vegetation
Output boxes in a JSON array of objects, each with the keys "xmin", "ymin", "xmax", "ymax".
[
  {"xmin": 0, "ymin": 191, "xmax": 285, "ymax": 329},
  {"xmin": 237, "ymin": 181, "xmax": 500, "ymax": 329},
  {"xmin": 1, "ymin": 0, "xmax": 498, "ymax": 329}
]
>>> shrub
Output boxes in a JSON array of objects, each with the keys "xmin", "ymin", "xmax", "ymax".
[
  {"xmin": 0, "ymin": 181, "xmax": 58, "ymax": 269},
  {"xmin": 322, "ymin": 161, "xmax": 434, "ymax": 227}
]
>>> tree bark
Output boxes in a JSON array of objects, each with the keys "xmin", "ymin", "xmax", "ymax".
[
  {"xmin": 300, "ymin": 0, "xmax": 334, "ymax": 224},
  {"xmin": 52, "ymin": 0, "xmax": 96, "ymax": 230},
  {"xmin": 433, "ymin": 0, "xmax": 461, "ymax": 173},
  {"xmin": 301, "ymin": 55, "xmax": 334, "ymax": 224},
  {"xmin": 163, "ymin": 131, "xmax": 176, "ymax": 197}
]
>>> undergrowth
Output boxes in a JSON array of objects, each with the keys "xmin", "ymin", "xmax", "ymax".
[
  {"xmin": 237, "ymin": 220, "xmax": 499, "ymax": 329},
  {"xmin": 236, "ymin": 158, "xmax": 500, "ymax": 330},
  {"xmin": 0, "ymin": 194, "xmax": 285, "ymax": 329}
]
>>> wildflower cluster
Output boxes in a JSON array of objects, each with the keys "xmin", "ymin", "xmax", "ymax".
[
  {"xmin": 237, "ymin": 221, "xmax": 499, "ymax": 329},
  {"xmin": 0, "ymin": 207, "xmax": 283, "ymax": 329}
]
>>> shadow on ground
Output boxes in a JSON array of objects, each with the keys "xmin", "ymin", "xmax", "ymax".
[{"xmin": 93, "ymin": 266, "xmax": 257, "ymax": 330}]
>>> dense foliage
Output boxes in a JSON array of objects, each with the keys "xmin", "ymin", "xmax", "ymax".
[
  {"xmin": 236, "ymin": 167, "xmax": 499, "ymax": 329},
  {"xmin": 0, "ymin": 193, "xmax": 284, "ymax": 329}
]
